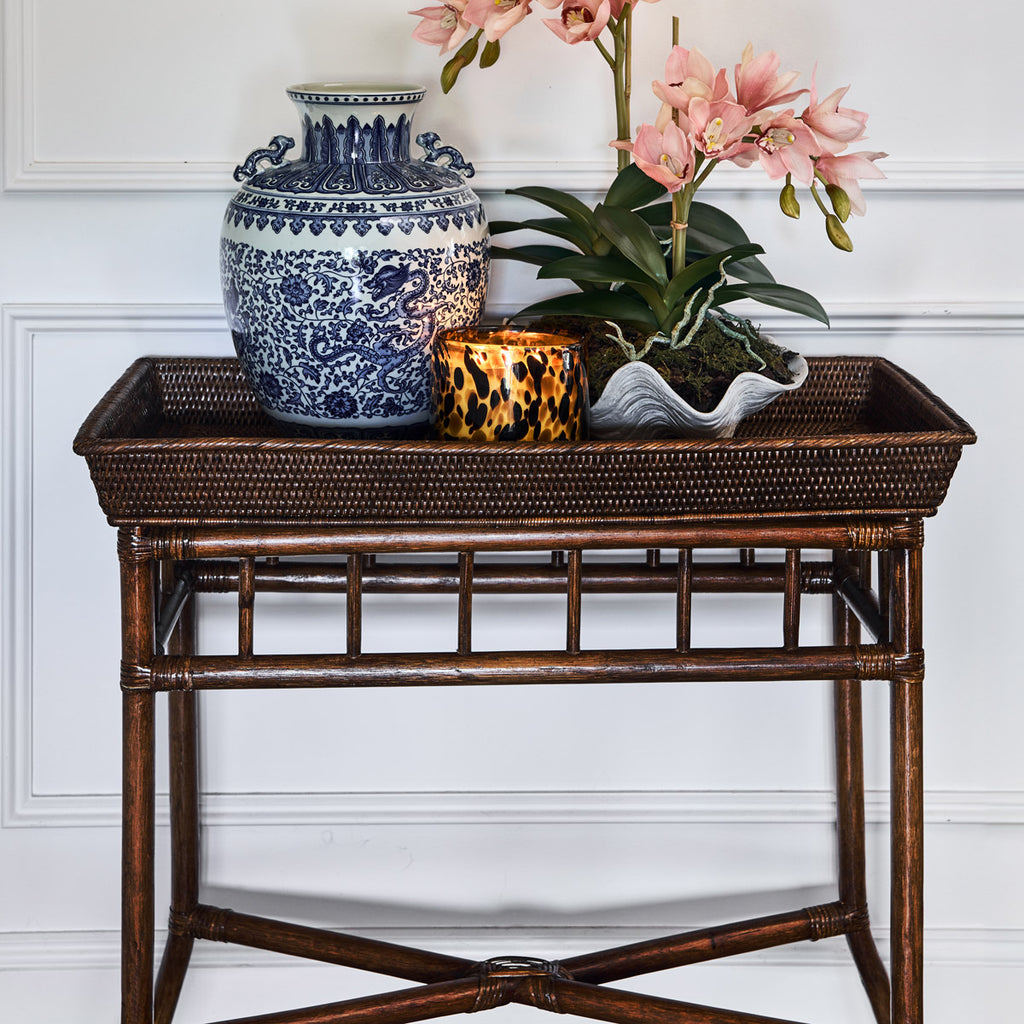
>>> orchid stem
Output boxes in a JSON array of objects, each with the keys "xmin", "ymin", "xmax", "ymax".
[
  {"xmin": 809, "ymin": 180, "xmax": 831, "ymax": 216},
  {"xmin": 624, "ymin": 5, "xmax": 632, "ymax": 144},
  {"xmin": 610, "ymin": 5, "xmax": 633, "ymax": 172},
  {"xmin": 692, "ymin": 157, "xmax": 718, "ymax": 190},
  {"xmin": 672, "ymin": 186, "xmax": 692, "ymax": 278},
  {"xmin": 594, "ymin": 37, "xmax": 615, "ymax": 70}
]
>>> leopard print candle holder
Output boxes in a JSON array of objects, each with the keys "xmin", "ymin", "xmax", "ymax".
[{"xmin": 431, "ymin": 327, "xmax": 588, "ymax": 442}]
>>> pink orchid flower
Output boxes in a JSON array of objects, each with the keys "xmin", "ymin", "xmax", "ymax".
[
  {"xmin": 409, "ymin": 2, "xmax": 472, "ymax": 54},
  {"xmin": 543, "ymin": 1, "xmax": 611, "ymax": 45},
  {"xmin": 815, "ymin": 151, "xmax": 887, "ymax": 215},
  {"xmin": 687, "ymin": 98, "xmax": 756, "ymax": 161},
  {"xmin": 747, "ymin": 110, "xmax": 821, "ymax": 184},
  {"xmin": 801, "ymin": 74, "xmax": 869, "ymax": 155},
  {"xmin": 465, "ymin": 0, "xmax": 543, "ymax": 41},
  {"xmin": 616, "ymin": 120, "xmax": 695, "ymax": 193},
  {"xmin": 734, "ymin": 44, "xmax": 807, "ymax": 117},
  {"xmin": 653, "ymin": 46, "xmax": 732, "ymax": 116}
]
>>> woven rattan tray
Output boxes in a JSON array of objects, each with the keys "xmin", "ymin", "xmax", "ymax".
[{"xmin": 74, "ymin": 356, "xmax": 975, "ymax": 525}]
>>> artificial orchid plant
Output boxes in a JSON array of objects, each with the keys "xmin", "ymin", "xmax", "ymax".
[{"xmin": 410, "ymin": 1, "xmax": 886, "ymax": 374}]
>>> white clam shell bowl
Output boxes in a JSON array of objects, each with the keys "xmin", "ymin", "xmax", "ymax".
[{"xmin": 589, "ymin": 347, "xmax": 809, "ymax": 440}]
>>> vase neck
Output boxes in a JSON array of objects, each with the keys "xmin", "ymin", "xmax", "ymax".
[{"xmin": 287, "ymin": 84, "xmax": 425, "ymax": 165}]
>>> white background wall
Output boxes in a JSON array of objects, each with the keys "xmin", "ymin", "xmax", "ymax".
[{"xmin": 1, "ymin": 1, "xmax": 1022, "ymax": 1021}]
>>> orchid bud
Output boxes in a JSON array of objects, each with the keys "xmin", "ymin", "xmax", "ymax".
[
  {"xmin": 826, "ymin": 214, "xmax": 854, "ymax": 252},
  {"xmin": 456, "ymin": 33, "xmax": 480, "ymax": 63},
  {"xmin": 440, "ymin": 56, "xmax": 466, "ymax": 94},
  {"xmin": 779, "ymin": 182, "xmax": 801, "ymax": 219},
  {"xmin": 826, "ymin": 184, "xmax": 851, "ymax": 222},
  {"xmin": 479, "ymin": 39, "xmax": 501, "ymax": 69}
]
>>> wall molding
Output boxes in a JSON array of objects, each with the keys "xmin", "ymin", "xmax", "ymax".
[
  {"xmin": 9, "ymin": 787, "xmax": 1024, "ymax": 831},
  {"xmin": 4, "ymin": 302, "xmax": 1023, "ymax": 829},
  {"xmin": 1, "ymin": 925, "xmax": 1021, "ymax": 972},
  {"xmin": 0, "ymin": 304, "xmax": 234, "ymax": 829},
  {"xmin": 3, "ymin": 2, "xmax": 1023, "ymax": 194}
]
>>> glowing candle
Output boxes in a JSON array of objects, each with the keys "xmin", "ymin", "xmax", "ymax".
[{"xmin": 432, "ymin": 327, "xmax": 588, "ymax": 442}]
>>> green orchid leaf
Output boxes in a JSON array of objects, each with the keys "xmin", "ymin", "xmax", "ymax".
[
  {"xmin": 631, "ymin": 196, "xmax": 779, "ymax": 286},
  {"xmin": 488, "ymin": 217, "xmax": 592, "ymax": 253},
  {"xmin": 513, "ymin": 291, "xmax": 661, "ymax": 329},
  {"xmin": 633, "ymin": 204, "xmax": 771, "ymax": 278},
  {"xmin": 593, "ymin": 204, "xmax": 669, "ymax": 286},
  {"xmin": 721, "ymin": 254, "xmax": 775, "ymax": 285},
  {"xmin": 490, "ymin": 244, "xmax": 582, "ymax": 266},
  {"xmin": 662, "ymin": 244, "xmax": 765, "ymax": 311},
  {"xmin": 506, "ymin": 186, "xmax": 599, "ymax": 239},
  {"xmin": 712, "ymin": 283, "xmax": 831, "ymax": 326},
  {"xmin": 537, "ymin": 253, "xmax": 659, "ymax": 289},
  {"xmin": 688, "ymin": 202, "xmax": 754, "ymax": 246},
  {"xmin": 685, "ymin": 244, "xmax": 776, "ymax": 284},
  {"xmin": 537, "ymin": 255, "xmax": 668, "ymax": 319},
  {"xmin": 634, "ymin": 201, "xmax": 672, "ymax": 226},
  {"xmin": 488, "ymin": 220, "xmax": 530, "ymax": 234},
  {"xmin": 604, "ymin": 162, "xmax": 669, "ymax": 210},
  {"xmin": 635, "ymin": 202, "xmax": 753, "ymax": 247}
]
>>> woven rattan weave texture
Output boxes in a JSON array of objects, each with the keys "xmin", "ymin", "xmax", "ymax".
[{"xmin": 74, "ymin": 356, "xmax": 975, "ymax": 525}]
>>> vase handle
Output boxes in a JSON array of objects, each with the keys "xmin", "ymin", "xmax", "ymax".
[
  {"xmin": 416, "ymin": 131, "xmax": 475, "ymax": 178},
  {"xmin": 233, "ymin": 135, "xmax": 295, "ymax": 182}
]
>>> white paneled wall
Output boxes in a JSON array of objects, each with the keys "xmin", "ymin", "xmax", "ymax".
[{"xmin": 1, "ymin": 2, "xmax": 1022, "ymax": 1021}]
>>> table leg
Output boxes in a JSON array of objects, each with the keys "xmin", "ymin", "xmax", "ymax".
[
  {"xmin": 833, "ymin": 551, "xmax": 890, "ymax": 1024},
  {"xmin": 155, "ymin": 569, "xmax": 200, "ymax": 1024},
  {"xmin": 120, "ymin": 530, "xmax": 156, "ymax": 1024},
  {"xmin": 890, "ymin": 545, "xmax": 925, "ymax": 1024},
  {"xmin": 123, "ymin": 691, "xmax": 156, "ymax": 1024}
]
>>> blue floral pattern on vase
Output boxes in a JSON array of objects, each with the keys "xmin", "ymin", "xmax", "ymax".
[
  {"xmin": 220, "ymin": 83, "xmax": 489, "ymax": 433},
  {"xmin": 221, "ymin": 237, "xmax": 489, "ymax": 425}
]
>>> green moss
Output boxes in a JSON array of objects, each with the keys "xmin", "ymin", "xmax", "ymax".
[{"xmin": 529, "ymin": 315, "xmax": 797, "ymax": 413}]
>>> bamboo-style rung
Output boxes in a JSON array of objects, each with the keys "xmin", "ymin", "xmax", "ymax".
[
  {"xmin": 237, "ymin": 557, "xmax": 255, "ymax": 658},
  {"xmin": 676, "ymin": 548, "xmax": 693, "ymax": 652},
  {"xmin": 784, "ymin": 549, "xmax": 801, "ymax": 650},
  {"xmin": 156, "ymin": 570, "xmax": 193, "ymax": 655},
  {"xmin": 546, "ymin": 977, "xmax": 810, "ymax": 1024},
  {"xmin": 202, "ymin": 978, "xmax": 483, "ymax": 1024},
  {"xmin": 148, "ymin": 644, "xmax": 899, "ymax": 691},
  {"xmin": 190, "ymin": 904, "xmax": 473, "ymax": 983},
  {"xmin": 562, "ymin": 902, "xmax": 857, "ymax": 984},
  {"xmin": 878, "ymin": 548, "xmax": 893, "ymax": 631},
  {"xmin": 187, "ymin": 558, "xmax": 839, "ymax": 596},
  {"xmin": 567, "ymin": 549, "xmax": 583, "ymax": 654},
  {"xmin": 153, "ymin": 520, "xmax": 923, "ymax": 561},
  {"xmin": 457, "ymin": 552, "xmax": 473, "ymax": 655},
  {"xmin": 838, "ymin": 574, "xmax": 887, "ymax": 644},
  {"xmin": 346, "ymin": 554, "xmax": 362, "ymax": 656}
]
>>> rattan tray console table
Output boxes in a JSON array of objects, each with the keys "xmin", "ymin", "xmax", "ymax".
[{"xmin": 75, "ymin": 356, "xmax": 975, "ymax": 1024}]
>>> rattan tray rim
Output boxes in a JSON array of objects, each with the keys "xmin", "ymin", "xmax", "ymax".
[{"xmin": 73, "ymin": 355, "xmax": 976, "ymax": 455}]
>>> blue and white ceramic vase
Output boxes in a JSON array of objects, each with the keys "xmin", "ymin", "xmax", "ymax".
[{"xmin": 221, "ymin": 82, "xmax": 489, "ymax": 434}]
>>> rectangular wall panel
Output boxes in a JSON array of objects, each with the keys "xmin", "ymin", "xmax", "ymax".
[
  {"xmin": 3, "ymin": 303, "xmax": 1023, "ymax": 829},
  {"xmin": 5, "ymin": 0, "xmax": 1024, "ymax": 191}
]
